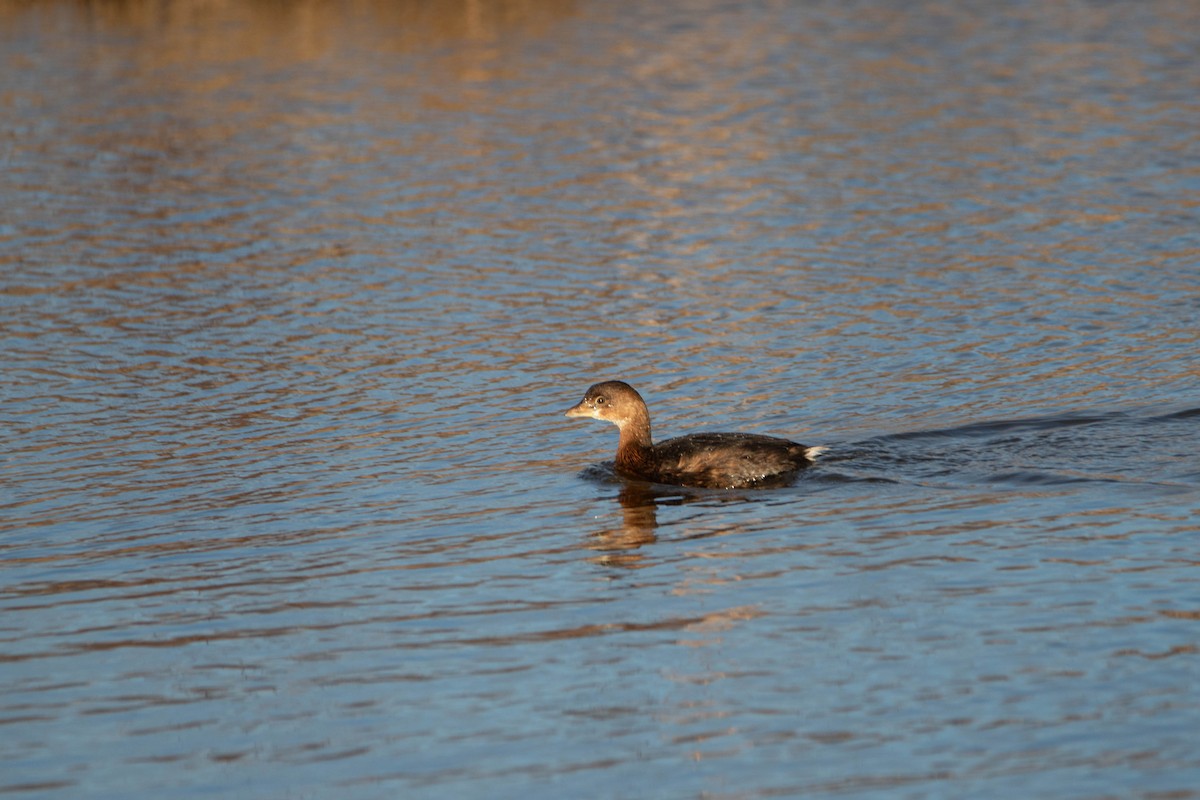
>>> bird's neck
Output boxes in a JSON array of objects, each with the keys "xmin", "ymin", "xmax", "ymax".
[{"xmin": 615, "ymin": 412, "xmax": 653, "ymax": 469}]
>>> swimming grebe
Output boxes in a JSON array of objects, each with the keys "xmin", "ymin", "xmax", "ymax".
[{"xmin": 565, "ymin": 381, "xmax": 822, "ymax": 489}]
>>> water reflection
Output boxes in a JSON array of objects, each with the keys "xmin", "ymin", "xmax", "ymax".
[
  {"xmin": 17, "ymin": 0, "xmax": 578, "ymax": 51},
  {"xmin": 587, "ymin": 483, "xmax": 660, "ymax": 568},
  {"xmin": 584, "ymin": 473, "xmax": 819, "ymax": 568}
]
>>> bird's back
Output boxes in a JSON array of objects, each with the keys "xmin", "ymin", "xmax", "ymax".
[{"xmin": 646, "ymin": 432, "xmax": 814, "ymax": 489}]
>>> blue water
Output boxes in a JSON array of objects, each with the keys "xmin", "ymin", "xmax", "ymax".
[{"xmin": 2, "ymin": 1, "xmax": 1199, "ymax": 798}]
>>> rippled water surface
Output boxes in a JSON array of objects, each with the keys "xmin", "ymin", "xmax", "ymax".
[{"xmin": 3, "ymin": 1, "xmax": 1199, "ymax": 797}]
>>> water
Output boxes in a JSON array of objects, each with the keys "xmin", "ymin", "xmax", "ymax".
[{"xmin": 2, "ymin": 0, "xmax": 1199, "ymax": 797}]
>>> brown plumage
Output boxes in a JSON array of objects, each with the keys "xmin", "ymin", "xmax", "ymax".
[{"xmin": 565, "ymin": 381, "xmax": 822, "ymax": 489}]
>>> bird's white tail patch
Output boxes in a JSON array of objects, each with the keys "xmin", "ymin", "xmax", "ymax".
[{"xmin": 805, "ymin": 446, "xmax": 828, "ymax": 460}]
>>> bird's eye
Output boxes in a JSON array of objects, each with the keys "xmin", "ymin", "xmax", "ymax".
[{"xmin": 594, "ymin": 396, "xmax": 606, "ymax": 405}]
